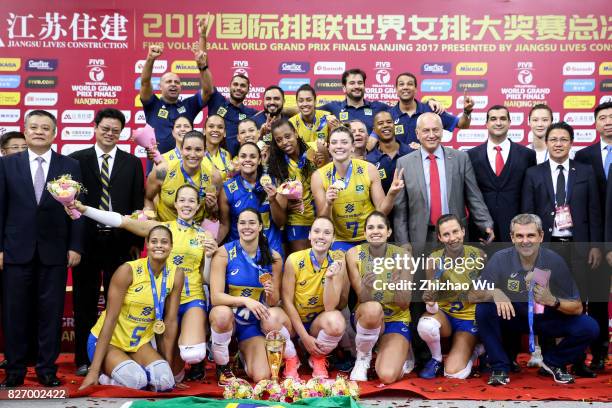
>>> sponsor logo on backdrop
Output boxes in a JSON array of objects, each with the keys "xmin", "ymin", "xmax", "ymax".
[
  {"xmin": 424, "ymin": 95, "xmax": 452, "ymax": 109},
  {"xmin": 26, "ymin": 76, "xmax": 57, "ymax": 88},
  {"xmin": 62, "ymin": 110, "xmax": 94, "ymax": 124},
  {"xmin": 24, "ymin": 92, "xmax": 57, "ymax": 106},
  {"xmin": 135, "ymin": 77, "xmax": 160, "ymax": 91},
  {"xmin": 563, "ymin": 112, "xmax": 594, "ymax": 126},
  {"xmin": 457, "ymin": 80, "xmax": 487, "ymax": 92},
  {"xmin": 455, "ymin": 62, "xmax": 487, "ymax": 76},
  {"xmin": 599, "ymin": 62, "xmax": 612, "ymax": 75},
  {"xmin": 121, "ymin": 110, "xmax": 131, "ymax": 123},
  {"xmin": 508, "ymin": 129, "xmax": 524, "ymax": 143},
  {"xmin": 135, "ymin": 110, "xmax": 146, "ymax": 124},
  {"xmin": 599, "ymin": 79, "xmax": 612, "ymax": 92},
  {"xmin": 456, "ymin": 95, "xmax": 487, "ymax": 109},
  {"xmin": 279, "ymin": 62, "xmax": 310, "ymax": 74},
  {"xmin": 314, "ymin": 61, "xmax": 345, "ymax": 75},
  {"xmin": 171, "ymin": 60, "xmax": 198, "ymax": 74},
  {"xmin": 73, "ymin": 59, "xmax": 122, "ymax": 105},
  {"xmin": 600, "ymin": 95, "xmax": 612, "ymax": 104},
  {"xmin": 457, "ymin": 129, "xmax": 488, "ymax": 143},
  {"xmin": 573, "ymin": 129, "xmax": 597, "ymax": 143},
  {"xmin": 502, "ymin": 62, "xmax": 550, "ymax": 107},
  {"xmin": 421, "ymin": 63, "xmax": 451, "ymax": 75},
  {"xmin": 563, "ymin": 79, "xmax": 595, "ymax": 92},
  {"xmin": 369, "ymin": 61, "xmax": 396, "ymax": 100},
  {"xmin": 0, "ymin": 109, "xmax": 19, "ymax": 122},
  {"xmin": 179, "ymin": 78, "xmax": 201, "ymax": 91},
  {"xmin": 469, "ymin": 112, "xmax": 487, "ymax": 126},
  {"xmin": 232, "ymin": 60, "xmax": 250, "ymax": 77},
  {"xmin": 25, "ymin": 59, "xmax": 57, "ymax": 71},
  {"xmin": 314, "ymin": 78, "xmax": 342, "ymax": 92},
  {"xmin": 0, "ymin": 58, "xmax": 20, "ymax": 71},
  {"xmin": 0, "ymin": 75, "xmax": 20, "ymax": 88},
  {"xmin": 61, "ymin": 127, "xmax": 93, "ymax": 141},
  {"xmin": 0, "ymin": 126, "xmax": 20, "ymax": 133},
  {"xmin": 509, "ymin": 112, "xmax": 524, "ymax": 126},
  {"xmin": 0, "ymin": 92, "xmax": 20, "ymax": 105},
  {"xmin": 421, "ymin": 79, "xmax": 452, "ymax": 93},
  {"xmin": 278, "ymin": 78, "xmax": 310, "ymax": 92},
  {"xmin": 135, "ymin": 60, "xmax": 167, "ymax": 74},
  {"xmin": 562, "ymin": 62, "xmax": 595, "ymax": 76},
  {"xmin": 134, "ymin": 145, "xmax": 148, "ymax": 158},
  {"xmin": 563, "ymin": 95, "xmax": 596, "ymax": 109}
]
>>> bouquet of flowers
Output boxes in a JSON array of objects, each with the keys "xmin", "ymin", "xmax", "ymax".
[
  {"xmin": 331, "ymin": 376, "xmax": 359, "ymax": 399},
  {"xmin": 277, "ymin": 180, "xmax": 304, "ymax": 213},
  {"xmin": 46, "ymin": 175, "xmax": 86, "ymax": 219},
  {"xmin": 223, "ymin": 378, "xmax": 253, "ymax": 399},
  {"xmin": 279, "ymin": 378, "xmax": 304, "ymax": 403},
  {"xmin": 252, "ymin": 379, "xmax": 283, "ymax": 401},
  {"xmin": 300, "ymin": 377, "xmax": 331, "ymax": 398},
  {"xmin": 133, "ymin": 124, "xmax": 162, "ymax": 164}
]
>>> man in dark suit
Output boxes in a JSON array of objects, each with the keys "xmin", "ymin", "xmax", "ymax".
[
  {"xmin": 69, "ymin": 109, "xmax": 144, "ymax": 376},
  {"xmin": 522, "ymin": 121, "xmax": 603, "ymax": 377},
  {"xmin": 468, "ymin": 105, "xmax": 536, "ymax": 242},
  {"xmin": 574, "ymin": 101, "xmax": 612, "ymax": 371},
  {"xmin": 0, "ymin": 110, "xmax": 83, "ymax": 387}
]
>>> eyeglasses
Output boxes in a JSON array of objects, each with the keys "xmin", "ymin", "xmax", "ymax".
[
  {"xmin": 5, "ymin": 144, "xmax": 27, "ymax": 151},
  {"xmin": 98, "ymin": 126, "xmax": 121, "ymax": 135},
  {"xmin": 547, "ymin": 138, "xmax": 571, "ymax": 144}
]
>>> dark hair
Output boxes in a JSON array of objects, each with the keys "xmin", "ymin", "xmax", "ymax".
[
  {"xmin": 545, "ymin": 121, "xmax": 574, "ymax": 142},
  {"xmin": 173, "ymin": 115, "xmax": 193, "ymax": 128},
  {"xmin": 238, "ymin": 118, "xmax": 257, "ymax": 130},
  {"xmin": 231, "ymin": 73, "xmax": 250, "ymax": 87},
  {"xmin": 205, "ymin": 114, "xmax": 225, "ymax": 127},
  {"xmin": 486, "ymin": 105, "xmax": 510, "ymax": 122},
  {"xmin": 94, "ymin": 108, "xmax": 126, "ymax": 129},
  {"xmin": 341, "ymin": 68, "xmax": 366, "ymax": 86},
  {"xmin": 182, "ymin": 130, "xmax": 206, "ymax": 145},
  {"xmin": 264, "ymin": 85, "xmax": 285, "ymax": 98},
  {"xmin": 147, "ymin": 224, "xmax": 173, "ymax": 244},
  {"xmin": 329, "ymin": 125, "xmax": 354, "ymax": 143},
  {"xmin": 594, "ymin": 101, "xmax": 612, "ymax": 119},
  {"xmin": 0, "ymin": 131, "xmax": 25, "ymax": 149},
  {"xmin": 24, "ymin": 109, "xmax": 56, "ymax": 130},
  {"xmin": 436, "ymin": 214, "xmax": 463, "ymax": 236},
  {"xmin": 365, "ymin": 211, "xmax": 391, "ymax": 230},
  {"xmin": 528, "ymin": 104, "xmax": 553, "ymax": 121},
  {"xmin": 395, "ymin": 72, "xmax": 418, "ymax": 87},
  {"xmin": 296, "ymin": 83, "xmax": 317, "ymax": 100},
  {"xmin": 268, "ymin": 120, "xmax": 315, "ymax": 183},
  {"xmin": 239, "ymin": 208, "xmax": 274, "ymax": 266},
  {"xmin": 237, "ymin": 142, "xmax": 267, "ymax": 205},
  {"xmin": 174, "ymin": 184, "xmax": 200, "ymax": 203}
]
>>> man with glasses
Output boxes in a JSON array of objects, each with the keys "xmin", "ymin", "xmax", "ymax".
[
  {"xmin": 0, "ymin": 132, "xmax": 27, "ymax": 156},
  {"xmin": 68, "ymin": 109, "xmax": 144, "ymax": 377}
]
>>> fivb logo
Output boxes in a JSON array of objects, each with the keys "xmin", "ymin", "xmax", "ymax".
[
  {"xmin": 516, "ymin": 62, "xmax": 534, "ymax": 85},
  {"xmin": 0, "ymin": 109, "xmax": 20, "ymax": 122},
  {"xmin": 375, "ymin": 62, "xmax": 392, "ymax": 84},
  {"xmin": 232, "ymin": 60, "xmax": 250, "ymax": 77},
  {"xmin": 88, "ymin": 59, "xmax": 106, "ymax": 82}
]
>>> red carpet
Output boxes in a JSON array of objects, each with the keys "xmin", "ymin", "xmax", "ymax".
[{"xmin": 3, "ymin": 354, "xmax": 610, "ymax": 401}]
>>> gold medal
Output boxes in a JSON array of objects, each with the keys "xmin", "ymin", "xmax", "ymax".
[{"xmin": 153, "ymin": 320, "xmax": 166, "ymax": 334}]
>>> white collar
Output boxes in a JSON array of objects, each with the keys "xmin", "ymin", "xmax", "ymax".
[
  {"xmin": 94, "ymin": 143, "xmax": 118, "ymax": 159},
  {"xmin": 487, "ymin": 137, "xmax": 510, "ymax": 151},
  {"xmin": 27, "ymin": 148, "xmax": 52, "ymax": 163},
  {"xmin": 548, "ymin": 157, "xmax": 570, "ymax": 172}
]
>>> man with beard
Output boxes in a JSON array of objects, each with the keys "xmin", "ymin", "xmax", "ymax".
[{"xmin": 252, "ymin": 86, "xmax": 294, "ymax": 144}]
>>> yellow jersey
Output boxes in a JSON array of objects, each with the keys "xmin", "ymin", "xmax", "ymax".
[
  {"xmin": 163, "ymin": 220, "xmax": 205, "ymax": 304},
  {"xmin": 289, "ymin": 249, "xmax": 344, "ymax": 323},
  {"xmin": 429, "ymin": 245, "xmax": 482, "ymax": 320},
  {"xmin": 318, "ymin": 159, "xmax": 375, "ymax": 242},
  {"xmin": 156, "ymin": 160, "xmax": 212, "ymax": 223},
  {"xmin": 286, "ymin": 152, "xmax": 316, "ymax": 227},
  {"xmin": 91, "ymin": 258, "xmax": 176, "ymax": 352},
  {"xmin": 289, "ymin": 110, "xmax": 331, "ymax": 143},
  {"xmin": 202, "ymin": 148, "xmax": 232, "ymax": 182},
  {"xmin": 355, "ymin": 243, "xmax": 411, "ymax": 324},
  {"xmin": 162, "ymin": 147, "xmax": 182, "ymax": 165}
]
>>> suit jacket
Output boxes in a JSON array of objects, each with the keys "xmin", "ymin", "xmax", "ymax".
[
  {"xmin": 69, "ymin": 146, "xmax": 144, "ymax": 252},
  {"xmin": 468, "ymin": 141, "xmax": 536, "ymax": 242},
  {"xmin": 574, "ymin": 143, "xmax": 607, "ymax": 222},
  {"xmin": 521, "ymin": 160, "xmax": 602, "ymax": 243},
  {"xmin": 605, "ymin": 172, "xmax": 612, "ymax": 244},
  {"xmin": 394, "ymin": 146, "xmax": 493, "ymax": 255},
  {"xmin": 0, "ymin": 150, "xmax": 84, "ymax": 265}
]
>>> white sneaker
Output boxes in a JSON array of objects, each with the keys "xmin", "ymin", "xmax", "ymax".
[
  {"xmin": 350, "ymin": 353, "xmax": 371, "ymax": 381},
  {"xmin": 527, "ymin": 346, "xmax": 543, "ymax": 368},
  {"xmin": 402, "ymin": 347, "xmax": 415, "ymax": 375}
]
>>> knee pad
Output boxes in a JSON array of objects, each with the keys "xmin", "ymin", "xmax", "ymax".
[
  {"xmin": 444, "ymin": 359, "xmax": 473, "ymax": 379},
  {"xmin": 179, "ymin": 342, "xmax": 207, "ymax": 364},
  {"xmin": 417, "ymin": 316, "xmax": 441, "ymax": 342},
  {"xmin": 111, "ymin": 360, "xmax": 148, "ymax": 390},
  {"xmin": 145, "ymin": 360, "xmax": 175, "ymax": 392}
]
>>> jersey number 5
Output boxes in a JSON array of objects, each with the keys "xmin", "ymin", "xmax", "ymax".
[{"xmin": 130, "ymin": 326, "xmax": 146, "ymax": 347}]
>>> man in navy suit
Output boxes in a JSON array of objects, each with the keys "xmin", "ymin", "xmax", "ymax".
[
  {"xmin": 522, "ymin": 121, "xmax": 602, "ymax": 377},
  {"xmin": 0, "ymin": 110, "xmax": 84, "ymax": 387},
  {"xmin": 468, "ymin": 105, "xmax": 536, "ymax": 243}
]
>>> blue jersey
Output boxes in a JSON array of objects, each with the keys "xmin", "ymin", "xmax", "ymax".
[
  {"xmin": 319, "ymin": 99, "xmax": 389, "ymax": 134},
  {"xmin": 389, "ymin": 100, "xmax": 459, "ymax": 146},
  {"xmin": 224, "ymin": 240, "xmax": 272, "ymax": 324},
  {"xmin": 366, "ymin": 142, "xmax": 414, "ymax": 193},
  {"xmin": 223, "ymin": 175, "xmax": 283, "ymax": 256}
]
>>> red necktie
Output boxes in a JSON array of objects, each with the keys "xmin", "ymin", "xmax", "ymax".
[
  {"xmin": 428, "ymin": 153, "xmax": 442, "ymax": 225},
  {"xmin": 494, "ymin": 146, "xmax": 504, "ymax": 176}
]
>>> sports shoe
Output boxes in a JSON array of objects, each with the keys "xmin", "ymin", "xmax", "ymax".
[
  {"xmin": 349, "ymin": 353, "xmax": 371, "ymax": 381},
  {"xmin": 216, "ymin": 363, "xmax": 236, "ymax": 386},
  {"xmin": 283, "ymin": 355, "xmax": 301, "ymax": 380},
  {"xmin": 75, "ymin": 364, "xmax": 89, "ymax": 377},
  {"xmin": 487, "ymin": 370, "xmax": 510, "ymax": 386},
  {"xmin": 539, "ymin": 362, "xmax": 574, "ymax": 384},
  {"xmin": 419, "ymin": 358, "xmax": 443, "ymax": 379},
  {"xmin": 309, "ymin": 356, "xmax": 329, "ymax": 379},
  {"xmin": 185, "ymin": 362, "xmax": 205, "ymax": 381},
  {"xmin": 527, "ymin": 346, "xmax": 543, "ymax": 368}
]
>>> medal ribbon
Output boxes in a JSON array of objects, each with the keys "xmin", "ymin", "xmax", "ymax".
[
  {"xmin": 205, "ymin": 150, "xmax": 230, "ymax": 173},
  {"xmin": 331, "ymin": 160, "xmax": 353, "ymax": 190},
  {"xmin": 180, "ymin": 162, "xmax": 205, "ymax": 199},
  {"xmin": 309, "ymin": 250, "xmax": 333, "ymax": 273},
  {"xmin": 147, "ymin": 260, "xmax": 168, "ymax": 324}
]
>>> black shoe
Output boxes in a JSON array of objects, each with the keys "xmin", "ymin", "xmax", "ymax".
[
  {"xmin": 487, "ymin": 370, "xmax": 510, "ymax": 386},
  {"xmin": 1, "ymin": 374, "xmax": 24, "ymax": 388},
  {"xmin": 539, "ymin": 363, "xmax": 574, "ymax": 384},
  {"xmin": 37, "ymin": 373, "xmax": 61, "ymax": 387},
  {"xmin": 589, "ymin": 356, "xmax": 606, "ymax": 371},
  {"xmin": 572, "ymin": 362, "xmax": 597, "ymax": 378},
  {"xmin": 75, "ymin": 364, "xmax": 89, "ymax": 377},
  {"xmin": 0, "ymin": 360, "xmax": 7, "ymax": 370},
  {"xmin": 185, "ymin": 362, "xmax": 205, "ymax": 381},
  {"xmin": 510, "ymin": 360, "xmax": 521, "ymax": 373}
]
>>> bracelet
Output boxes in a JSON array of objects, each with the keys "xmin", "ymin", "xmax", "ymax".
[{"xmin": 198, "ymin": 65, "xmax": 209, "ymax": 71}]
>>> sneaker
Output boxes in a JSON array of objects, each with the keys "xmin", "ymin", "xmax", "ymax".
[
  {"xmin": 349, "ymin": 353, "xmax": 371, "ymax": 381},
  {"xmin": 419, "ymin": 358, "xmax": 443, "ymax": 379},
  {"xmin": 283, "ymin": 356, "xmax": 301, "ymax": 380},
  {"xmin": 539, "ymin": 362, "xmax": 574, "ymax": 384},
  {"xmin": 402, "ymin": 348, "xmax": 415, "ymax": 375},
  {"xmin": 487, "ymin": 370, "xmax": 510, "ymax": 386},
  {"xmin": 75, "ymin": 364, "xmax": 89, "ymax": 377},
  {"xmin": 216, "ymin": 363, "xmax": 236, "ymax": 386},
  {"xmin": 185, "ymin": 362, "xmax": 205, "ymax": 381},
  {"xmin": 309, "ymin": 356, "xmax": 329, "ymax": 379},
  {"xmin": 527, "ymin": 346, "xmax": 543, "ymax": 368}
]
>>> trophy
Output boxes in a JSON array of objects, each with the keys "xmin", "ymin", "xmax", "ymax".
[{"xmin": 265, "ymin": 330, "xmax": 286, "ymax": 382}]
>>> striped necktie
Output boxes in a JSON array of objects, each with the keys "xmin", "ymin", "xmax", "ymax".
[{"xmin": 99, "ymin": 154, "xmax": 111, "ymax": 210}]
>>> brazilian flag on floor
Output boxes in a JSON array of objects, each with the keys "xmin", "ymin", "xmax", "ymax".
[{"xmin": 129, "ymin": 396, "xmax": 362, "ymax": 408}]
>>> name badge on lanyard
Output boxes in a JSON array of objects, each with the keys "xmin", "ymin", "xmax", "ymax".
[{"xmin": 555, "ymin": 205, "xmax": 573, "ymax": 229}]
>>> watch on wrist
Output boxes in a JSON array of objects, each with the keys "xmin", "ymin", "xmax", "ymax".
[
  {"xmin": 198, "ymin": 65, "xmax": 209, "ymax": 71},
  {"xmin": 553, "ymin": 297, "xmax": 561, "ymax": 309}
]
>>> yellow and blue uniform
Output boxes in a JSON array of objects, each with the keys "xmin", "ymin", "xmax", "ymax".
[
  {"xmin": 285, "ymin": 151, "xmax": 316, "ymax": 241},
  {"xmin": 354, "ymin": 243, "xmax": 411, "ymax": 341},
  {"xmin": 429, "ymin": 245, "xmax": 482, "ymax": 334},
  {"xmin": 223, "ymin": 175, "xmax": 283, "ymax": 257},
  {"xmin": 88, "ymin": 258, "xmax": 176, "ymax": 360},
  {"xmin": 318, "ymin": 159, "xmax": 375, "ymax": 250},
  {"xmin": 224, "ymin": 240, "xmax": 272, "ymax": 342},
  {"xmin": 289, "ymin": 110, "xmax": 330, "ymax": 143},
  {"xmin": 156, "ymin": 160, "xmax": 212, "ymax": 223},
  {"xmin": 288, "ymin": 248, "xmax": 343, "ymax": 332},
  {"xmin": 162, "ymin": 147, "xmax": 181, "ymax": 165},
  {"xmin": 202, "ymin": 148, "xmax": 233, "ymax": 182}
]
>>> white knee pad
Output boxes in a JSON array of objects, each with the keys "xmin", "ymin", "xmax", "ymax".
[
  {"xmin": 179, "ymin": 342, "xmax": 207, "ymax": 364},
  {"xmin": 145, "ymin": 360, "xmax": 175, "ymax": 392},
  {"xmin": 444, "ymin": 359, "xmax": 473, "ymax": 379},
  {"xmin": 111, "ymin": 360, "xmax": 148, "ymax": 390},
  {"xmin": 417, "ymin": 316, "xmax": 441, "ymax": 342}
]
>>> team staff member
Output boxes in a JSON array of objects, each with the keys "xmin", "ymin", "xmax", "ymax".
[
  {"xmin": 79, "ymin": 226, "xmax": 183, "ymax": 391},
  {"xmin": 0, "ymin": 131, "xmax": 27, "ymax": 156},
  {"xmin": 202, "ymin": 115, "xmax": 233, "ymax": 182},
  {"xmin": 347, "ymin": 211, "xmax": 412, "ymax": 384},
  {"xmin": 349, "ymin": 120, "xmax": 369, "ymax": 161},
  {"xmin": 162, "ymin": 116, "xmax": 193, "ymax": 164},
  {"xmin": 289, "ymin": 84, "xmax": 331, "ymax": 143}
]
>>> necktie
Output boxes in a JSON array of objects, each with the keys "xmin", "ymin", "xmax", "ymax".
[
  {"xmin": 494, "ymin": 146, "xmax": 504, "ymax": 176},
  {"xmin": 99, "ymin": 154, "xmax": 111, "ymax": 210},
  {"xmin": 556, "ymin": 164, "xmax": 566, "ymax": 206},
  {"xmin": 428, "ymin": 153, "xmax": 442, "ymax": 225},
  {"xmin": 34, "ymin": 156, "xmax": 45, "ymax": 204},
  {"xmin": 604, "ymin": 145, "xmax": 612, "ymax": 180}
]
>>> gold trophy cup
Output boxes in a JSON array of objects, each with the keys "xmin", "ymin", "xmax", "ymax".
[{"xmin": 265, "ymin": 330, "xmax": 286, "ymax": 382}]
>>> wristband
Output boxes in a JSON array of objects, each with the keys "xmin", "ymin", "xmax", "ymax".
[
  {"xmin": 198, "ymin": 65, "xmax": 209, "ymax": 71},
  {"xmin": 553, "ymin": 297, "xmax": 561, "ymax": 309}
]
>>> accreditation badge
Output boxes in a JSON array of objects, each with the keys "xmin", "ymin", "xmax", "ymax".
[
  {"xmin": 157, "ymin": 108, "xmax": 169, "ymax": 119},
  {"xmin": 339, "ymin": 111, "xmax": 349, "ymax": 121},
  {"xmin": 554, "ymin": 205, "xmax": 573, "ymax": 229},
  {"xmin": 395, "ymin": 124, "xmax": 404, "ymax": 135}
]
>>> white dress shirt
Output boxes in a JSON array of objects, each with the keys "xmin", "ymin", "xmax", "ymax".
[
  {"xmin": 94, "ymin": 143, "xmax": 117, "ymax": 176},
  {"xmin": 28, "ymin": 148, "xmax": 52, "ymax": 185},
  {"xmin": 486, "ymin": 138, "xmax": 511, "ymax": 172},
  {"xmin": 601, "ymin": 139, "xmax": 611, "ymax": 168},
  {"xmin": 549, "ymin": 158, "xmax": 571, "ymax": 237}
]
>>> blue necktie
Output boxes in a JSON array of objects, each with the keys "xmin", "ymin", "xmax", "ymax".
[{"xmin": 604, "ymin": 145, "xmax": 612, "ymax": 180}]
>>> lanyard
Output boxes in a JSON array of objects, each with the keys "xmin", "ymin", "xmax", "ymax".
[
  {"xmin": 176, "ymin": 217, "xmax": 195, "ymax": 229},
  {"xmin": 285, "ymin": 151, "xmax": 307, "ymax": 170},
  {"xmin": 205, "ymin": 150, "xmax": 230, "ymax": 173},
  {"xmin": 331, "ymin": 160, "xmax": 353, "ymax": 190},
  {"xmin": 527, "ymin": 279, "xmax": 535, "ymax": 353},
  {"xmin": 310, "ymin": 250, "xmax": 333, "ymax": 273},
  {"xmin": 147, "ymin": 260, "xmax": 168, "ymax": 323},
  {"xmin": 301, "ymin": 113, "xmax": 326, "ymax": 132},
  {"xmin": 174, "ymin": 147, "xmax": 182, "ymax": 160},
  {"xmin": 239, "ymin": 242, "xmax": 267, "ymax": 276},
  {"xmin": 180, "ymin": 162, "xmax": 205, "ymax": 199}
]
